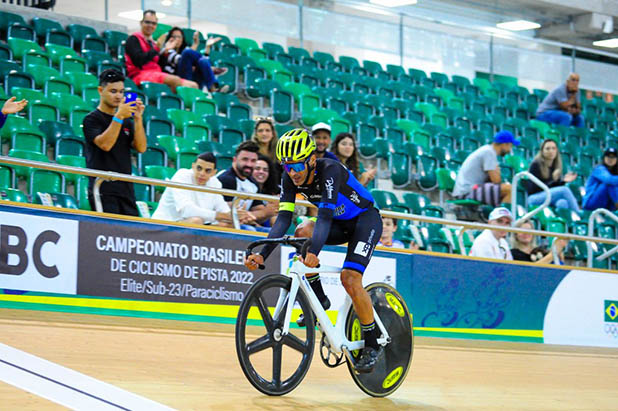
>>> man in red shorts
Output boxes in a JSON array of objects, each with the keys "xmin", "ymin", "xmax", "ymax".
[{"xmin": 124, "ymin": 10, "xmax": 198, "ymax": 92}]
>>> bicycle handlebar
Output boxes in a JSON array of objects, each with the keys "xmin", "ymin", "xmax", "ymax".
[{"xmin": 245, "ymin": 236, "xmax": 311, "ymax": 270}]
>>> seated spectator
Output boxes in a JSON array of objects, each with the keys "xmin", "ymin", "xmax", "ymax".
[
  {"xmin": 157, "ymin": 27, "xmax": 229, "ymax": 94},
  {"xmin": 0, "ymin": 97, "xmax": 28, "ymax": 128},
  {"xmin": 311, "ymin": 122, "xmax": 339, "ymax": 161},
  {"xmin": 377, "ymin": 216, "xmax": 405, "ymax": 248},
  {"xmin": 124, "ymin": 10, "xmax": 197, "ymax": 91},
  {"xmin": 217, "ymin": 141, "xmax": 277, "ymax": 230},
  {"xmin": 452, "ymin": 131, "xmax": 518, "ymax": 206},
  {"xmin": 511, "ymin": 220, "xmax": 567, "ymax": 264},
  {"xmin": 152, "ymin": 152, "xmax": 244, "ymax": 225},
  {"xmin": 469, "ymin": 207, "xmax": 513, "ymax": 260},
  {"xmin": 526, "ymin": 139, "xmax": 580, "ymax": 211},
  {"xmin": 582, "ymin": 147, "xmax": 618, "ymax": 211},
  {"xmin": 331, "ymin": 132, "xmax": 377, "ymax": 187},
  {"xmin": 250, "ymin": 118, "xmax": 278, "ymax": 163},
  {"xmin": 536, "ymin": 73, "xmax": 584, "ymax": 128},
  {"xmin": 253, "ymin": 154, "xmax": 280, "ymax": 196}
]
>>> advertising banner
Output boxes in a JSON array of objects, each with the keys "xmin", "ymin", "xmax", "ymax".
[
  {"xmin": 0, "ymin": 211, "xmax": 78, "ymax": 294},
  {"xmin": 76, "ymin": 221, "xmax": 281, "ymax": 305}
]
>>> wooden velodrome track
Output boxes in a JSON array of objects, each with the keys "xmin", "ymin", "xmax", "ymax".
[{"xmin": 1, "ymin": 309, "xmax": 617, "ymax": 410}]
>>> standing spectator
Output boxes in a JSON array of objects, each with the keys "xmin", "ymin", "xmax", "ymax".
[
  {"xmin": 377, "ymin": 216, "xmax": 405, "ymax": 248},
  {"xmin": 157, "ymin": 27, "xmax": 229, "ymax": 93},
  {"xmin": 124, "ymin": 10, "xmax": 198, "ymax": 91},
  {"xmin": 582, "ymin": 147, "xmax": 618, "ymax": 211},
  {"xmin": 331, "ymin": 132, "xmax": 377, "ymax": 187},
  {"xmin": 536, "ymin": 73, "xmax": 584, "ymax": 128},
  {"xmin": 526, "ymin": 139, "xmax": 580, "ymax": 211},
  {"xmin": 217, "ymin": 141, "xmax": 276, "ymax": 228},
  {"xmin": 250, "ymin": 118, "xmax": 278, "ymax": 163},
  {"xmin": 83, "ymin": 69, "xmax": 146, "ymax": 216},
  {"xmin": 452, "ymin": 131, "xmax": 518, "ymax": 206},
  {"xmin": 311, "ymin": 122, "xmax": 339, "ymax": 161},
  {"xmin": 0, "ymin": 97, "xmax": 28, "ymax": 128},
  {"xmin": 469, "ymin": 207, "xmax": 513, "ymax": 260},
  {"xmin": 152, "ymin": 152, "xmax": 248, "ymax": 225},
  {"xmin": 511, "ymin": 220, "xmax": 567, "ymax": 264}
]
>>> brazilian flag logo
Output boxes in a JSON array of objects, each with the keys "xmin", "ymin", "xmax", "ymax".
[{"xmin": 605, "ymin": 300, "xmax": 618, "ymax": 323}]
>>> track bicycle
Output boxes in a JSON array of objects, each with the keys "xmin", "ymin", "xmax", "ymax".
[{"xmin": 235, "ymin": 236, "xmax": 414, "ymax": 397}]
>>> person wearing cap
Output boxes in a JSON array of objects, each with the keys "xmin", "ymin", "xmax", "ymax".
[
  {"xmin": 452, "ymin": 130, "xmax": 518, "ymax": 206},
  {"xmin": 582, "ymin": 147, "xmax": 618, "ymax": 211},
  {"xmin": 311, "ymin": 122, "xmax": 340, "ymax": 161},
  {"xmin": 536, "ymin": 73, "xmax": 584, "ymax": 128},
  {"xmin": 469, "ymin": 207, "xmax": 514, "ymax": 260}
]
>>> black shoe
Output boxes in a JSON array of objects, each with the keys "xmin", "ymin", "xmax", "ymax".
[
  {"xmin": 355, "ymin": 346, "xmax": 384, "ymax": 374},
  {"xmin": 296, "ymin": 296, "xmax": 330, "ymax": 327}
]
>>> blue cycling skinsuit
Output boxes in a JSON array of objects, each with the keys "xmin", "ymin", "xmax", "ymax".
[{"xmin": 259, "ymin": 158, "xmax": 382, "ymax": 274}]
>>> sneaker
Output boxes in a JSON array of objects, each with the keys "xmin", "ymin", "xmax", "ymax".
[
  {"xmin": 296, "ymin": 295, "xmax": 330, "ymax": 327},
  {"xmin": 355, "ymin": 346, "xmax": 384, "ymax": 374},
  {"xmin": 213, "ymin": 67, "xmax": 228, "ymax": 76}
]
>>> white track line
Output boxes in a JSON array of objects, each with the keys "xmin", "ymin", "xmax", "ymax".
[{"xmin": 0, "ymin": 343, "xmax": 173, "ymax": 410}]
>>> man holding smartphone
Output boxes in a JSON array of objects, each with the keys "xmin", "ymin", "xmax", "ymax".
[{"xmin": 83, "ymin": 69, "xmax": 147, "ymax": 216}]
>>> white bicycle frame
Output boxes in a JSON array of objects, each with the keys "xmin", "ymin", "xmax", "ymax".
[{"xmin": 272, "ymin": 253, "xmax": 391, "ymax": 355}]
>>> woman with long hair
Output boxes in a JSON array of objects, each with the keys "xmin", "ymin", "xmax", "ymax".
[
  {"xmin": 582, "ymin": 147, "xmax": 618, "ymax": 211},
  {"xmin": 526, "ymin": 139, "xmax": 579, "ymax": 211},
  {"xmin": 252, "ymin": 154, "xmax": 280, "ymax": 196},
  {"xmin": 511, "ymin": 220, "xmax": 567, "ymax": 263},
  {"xmin": 250, "ymin": 118, "xmax": 278, "ymax": 163},
  {"xmin": 157, "ymin": 27, "xmax": 228, "ymax": 93},
  {"xmin": 330, "ymin": 132, "xmax": 376, "ymax": 187}
]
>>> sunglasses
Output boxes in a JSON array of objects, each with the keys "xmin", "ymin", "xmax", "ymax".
[{"xmin": 283, "ymin": 162, "xmax": 307, "ymax": 173}]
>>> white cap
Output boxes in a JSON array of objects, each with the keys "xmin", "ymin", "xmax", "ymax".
[
  {"xmin": 311, "ymin": 122, "xmax": 331, "ymax": 133},
  {"xmin": 488, "ymin": 207, "xmax": 513, "ymax": 222}
]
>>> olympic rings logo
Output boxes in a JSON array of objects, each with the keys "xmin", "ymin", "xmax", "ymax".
[{"xmin": 604, "ymin": 323, "xmax": 618, "ymax": 338}]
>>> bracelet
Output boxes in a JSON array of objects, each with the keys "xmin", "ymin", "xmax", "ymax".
[{"xmin": 112, "ymin": 116, "xmax": 123, "ymax": 124}]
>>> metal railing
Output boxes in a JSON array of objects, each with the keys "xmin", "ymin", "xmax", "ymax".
[
  {"xmin": 2, "ymin": 156, "xmax": 618, "ymax": 268},
  {"xmin": 512, "ymin": 171, "xmax": 551, "ymax": 227},
  {"xmin": 587, "ymin": 208, "xmax": 618, "ymax": 268}
]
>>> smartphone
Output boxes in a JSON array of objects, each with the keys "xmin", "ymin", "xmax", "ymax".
[{"xmin": 124, "ymin": 91, "xmax": 137, "ymax": 116}]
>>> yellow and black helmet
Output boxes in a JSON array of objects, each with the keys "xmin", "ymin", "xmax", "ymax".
[{"xmin": 276, "ymin": 128, "xmax": 316, "ymax": 163}]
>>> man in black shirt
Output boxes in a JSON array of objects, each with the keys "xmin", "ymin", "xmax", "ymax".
[{"xmin": 83, "ymin": 69, "xmax": 147, "ymax": 216}]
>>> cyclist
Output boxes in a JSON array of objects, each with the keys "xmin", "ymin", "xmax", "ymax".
[{"xmin": 244, "ymin": 129, "xmax": 383, "ymax": 373}]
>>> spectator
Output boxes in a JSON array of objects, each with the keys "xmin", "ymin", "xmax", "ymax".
[
  {"xmin": 469, "ymin": 207, "xmax": 513, "ymax": 260},
  {"xmin": 511, "ymin": 220, "xmax": 567, "ymax": 264},
  {"xmin": 217, "ymin": 141, "xmax": 277, "ymax": 229},
  {"xmin": 452, "ymin": 131, "xmax": 518, "ymax": 206},
  {"xmin": 582, "ymin": 147, "xmax": 618, "ymax": 211},
  {"xmin": 152, "ymin": 152, "xmax": 244, "ymax": 225},
  {"xmin": 331, "ymin": 132, "xmax": 377, "ymax": 187},
  {"xmin": 0, "ymin": 97, "xmax": 28, "ymax": 128},
  {"xmin": 536, "ymin": 73, "xmax": 584, "ymax": 128},
  {"xmin": 83, "ymin": 69, "xmax": 146, "ymax": 216},
  {"xmin": 250, "ymin": 118, "xmax": 278, "ymax": 163},
  {"xmin": 526, "ymin": 139, "xmax": 580, "ymax": 211},
  {"xmin": 311, "ymin": 122, "xmax": 339, "ymax": 161},
  {"xmin": 253, "ymin": 154, "xmax": 280, "ymax": 196},
  {"xmin": 157, "ymin": 27, "xmax": 229, "ymax": 94},
  {"xmin": 124, "ymin": 10, "xmax": 198, "ymax": 91},
  {"xmin": 377, "ymin": 216, "xmax": 405, "ymax": 248}
]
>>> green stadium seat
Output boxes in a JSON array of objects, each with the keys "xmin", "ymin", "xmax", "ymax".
[
  {"xmin": 288, "ymin": 46, "xmax": 310, "ymax": 63},
  {"xmin": 191, "ymin": 98, "xmax": 218, "ymax": 117},
  {"xmin": 39, "ymin": 120, "xmax": 79, "ymax": 146},
  {"xmin": 10, "ymin": 130, "xmax": 46, "ymax": 153},
  {"xmin": 0, "ymin": 187, "xmax": 28, "ymax": 203},
  {"xmin": 402, "ymin": 192, "xmax": 431, "ymax": 214},
  {"xmin": 262, "ymin": 42, "xmax": 285, "ymax": 59},
  {"xmin": 56, "ymin": 154, "xmax": 86, "ymax": 185},
  {"xmin": 58, "ymin": 55, "xmax": 87, "ymax": 75},
  {"xmin": 44, "ymin": 76, "xmax": 73, "ymax": 95},
  {"xmin": 152, "ymin": 23, "xmax": 173, "ymax": 42},
  {"xmin": 55, "ymin": 136, "xmax": 85, "ymax": 157},
  {"xmin": 69, "ymin": 107, "xmax": 90, "ymax": 136},
  {"xmin": 63, "ymin": 71, "xmax": 97, "ymax": 94},
  {"xmin": 138, "ymin": 147, "xmax": 168, "ymax": 175},
  {"xmin": 416, "ymin": 154, "xmax": 438, "ymax": 190},
  {"xmin": 228, "ymin": 103, "xmax": 252, "ymax": 122},
  {"xmin": 183, "ymin": 122, "xmax": 211, "ymax": 143},
  {"xmin": 44, "ymin": 29, "xmax": 73, "ymax": 48},
  {"xmin": 141, "ymin": 81, "xmax": 173, "ymax": 105},
  {"xmin": 271, "ymin": 89, "xmax": 295, "ymax": 124},
  {"xmin": 313, "ymin": 51, "xmax": 335, "ymax": 68},
  {"xmin": 0, "ymin": 43, "xmax": 12, "ymax": 60},
  {"xmin": 33, "ymin": 192, "xmax": 79, "ymax": 209},
  {"xmin": 370, "ymin": 189, "xmax": 408, "ymax": 212},
  {"xmin": 81, "ymin": 36, "xmax": 108, "ymax": 53},
  {"xmin": 103, "ymin": 30, "xmax": 128, "ymax": 57},
  {"xmin": 211, "ymin": 92, "xmax": 240, "ymax": 115},
  {"xmin": 166, "ymin": 108, "xmax": 201, "ymax": 133},
  {"xmin": 4, "ymin": 70, "xmax": 35, "ymax": 94},
  {"xmin": 8, "ymin": 23, "xmax": 36, "ymax": 41},
  {"xmin": 7, "ymin": 38, "xmax": 42, "ymax": 61},
  {"xmin": 156, "ymin": 93, "xmax": 183, "ymax": 111},
  {"xmin": 177, "ymin": 148, "xmax": 200, "ymax": 169},
  {"xmin": 67, "ymin": 24, "xmax": 98, "ymax": 46},
  {"xmin": 8, "ymin": 149, "xmax": 50, "ymax": 178},
  {"xmin": 390, "ymin": 152, "xmax": 412, "ymax": 187},
  {"xmin": 0, "ymin": 11, "xmax": 26, "ymax": 34},
  {"xmin": 175, "ymin": 86, "xmax": 209, "ymax": 108},
  {"xmin": 11, "ymin": 86, "xmax": 45, "ymax": 103},
  {"xmin": 44, "ymin": 43, "xmax": 79, "ymax": 65},
  {"xmin": 48, "ymin": 92, "xmax": 91, "ymax": 118},
  {"xmin": 28, "ymin": 100, "xmax": 59, "ymax": 124},
  {"xmin": 0, "ymin": 165, "xmax": 15, "ymax": 188},
  {"xmin": 157, "ymin": 135, "xmax": 197, "ymax": 163},
  {"xmin": 144, "ymin": 165, "xmax": 176, "ymax": 193}
]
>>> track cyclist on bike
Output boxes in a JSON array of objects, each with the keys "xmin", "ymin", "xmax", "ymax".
[{"xmin": 245, "ymin": 128, "xmax": 384, "ymax": 373}]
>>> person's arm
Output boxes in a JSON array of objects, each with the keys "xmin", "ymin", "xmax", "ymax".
[
  {"xmin": 89, "ymin": 101, "xmax": 136, "ymax": 152},
  {"xmin": 258, "ymin": 175, "xmax": 297, "ymax": 260},
  {"xmin": 131, "ymin": 99, "xmax": 147, "ymax": 153},
  {"xmin": 483, "ymin": 150, "xmax": 501, "ymax": 184},
  {"xmin": 487, "ymin": 168, "xmax": 501, "ymax": 184},
  {"xmin": 125, "ymin": 36, "xmax": 158, "ymax": 68},
  {"xmin": 592, "ymin": 165, "xmax": 618, "ymax": 186}
]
